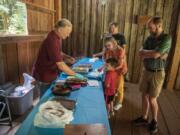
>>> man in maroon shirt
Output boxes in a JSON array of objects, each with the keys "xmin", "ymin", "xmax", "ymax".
[{"xmin": 33, "ymin": 19, "xmax": 84, "ymax": 97}]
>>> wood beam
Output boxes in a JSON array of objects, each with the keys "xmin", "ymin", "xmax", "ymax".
[
  {"xmin": 0, "ymin": 35, "xmax": 45, "ymax": 44},
  {"xmin": 19, "ymin": 0, "xmax": 56, "ymax": 14},
  {"xmin": 166, "ymin": 12, "xmax": 180, "ymax": 90},
  {"xmin": 136, "ymin": 15, "xmax": 151, "ymax": 25},
  {"xmin": 54, "ymin": 0, "xmax": 62, "ymax": 22},
  {"xmin": 0, "ymin": 45, "xmax": 5, "ymax": 84}
]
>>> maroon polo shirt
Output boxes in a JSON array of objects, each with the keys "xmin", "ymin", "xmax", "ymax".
[{"xmin": 33, "ymin": 31, "xmax": 63, "ymax": 83}]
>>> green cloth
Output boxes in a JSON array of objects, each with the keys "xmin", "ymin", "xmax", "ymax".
[{"xmin": 143, "ymin": 33, "xmax": 171, "ymax": 70}]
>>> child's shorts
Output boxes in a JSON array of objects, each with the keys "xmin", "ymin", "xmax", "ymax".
[{"xmin": 105, "ymin": 95, "xmax": 114, "ymax": 104}]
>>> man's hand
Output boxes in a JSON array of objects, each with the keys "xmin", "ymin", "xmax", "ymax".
[
  {"xmin": 139, "ymin": 48, "xmax": 145, "ymax": 60},
  {"xmin": 68, "ymin": 57, "xmax": 76, "ymax": 64},
  {"xmin": 62, "ymin": 52, "xmax": 76, "ymax": 65},
  {"xmin": 160, "ymin": 53, "xmax": 168, "ymax": 60},
  {"xmin": 63, "ymin": 55, "xmax": 76, "ymax": 65},
  {"xmin": 139, "ymin": 49, "xmax": 161, "ymax": 59},
  {"xmin": 56, "ymin": 62, "xmax": 75, "ymax": 76}
]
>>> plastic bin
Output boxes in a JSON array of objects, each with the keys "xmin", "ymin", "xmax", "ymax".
[
  {"xmin": 0, "ymin": 82, "xmax": 34, "ymax": 115},
  {"xmin": 7, "ymin": 86, "xmax": 34, "ymax": 115}
]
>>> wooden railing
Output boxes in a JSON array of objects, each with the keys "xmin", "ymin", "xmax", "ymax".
[{"xmin": 0, "ymin": 35, "xmax": 46, "ymax": 44}]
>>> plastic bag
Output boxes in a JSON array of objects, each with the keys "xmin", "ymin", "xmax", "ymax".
[{"xmin": 34, "ymin": 100, "xmax": 73, "ymax": 128}]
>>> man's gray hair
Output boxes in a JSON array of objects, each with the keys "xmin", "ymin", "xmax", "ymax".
[{"xmin": 55, "ymin": 18, "xmax": 72, "ymax": 28}]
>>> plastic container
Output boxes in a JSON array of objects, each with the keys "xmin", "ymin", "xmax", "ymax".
[
  {"xmin": 1, "ymin": 82, "xmax": 34, "ymax": 115},
  {"xmin": 7, "ymin": 86, "xmax": 34, "ymax": 115}
]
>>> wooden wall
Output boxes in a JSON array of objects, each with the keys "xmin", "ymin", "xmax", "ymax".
[
  {"xmin": 175, "ymin": 64, "xmax": 180, "ymax": 90},
  {"xmin": 61, "ymin": 0, "xmax": 180, "ymax": 89},
  {"xmin": 0, "ymin": 40, "xmax": 41, "ymax": 84},
  {"xmin": 25, "ymin": 0, "xmax": 55, "ymax": 34},
  {"xmin": 0, "ymin": 0, "xmax": 179, "ymax": 90},
  {"xmin": 0, "ymin": 0, "xmax": 61, "ymax": 84},
  {"xmin": 170, "ymin": 11, "xmax": 180, "ymax": 90}
]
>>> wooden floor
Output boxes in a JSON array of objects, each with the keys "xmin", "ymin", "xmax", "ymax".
[
  {"xmin": 0, "ymin": 99, "xmax": 39, "ymax": 135},
  {"xmin": 110, "ymin": 83, "xmax": 180, "ymax": 135},
  {"xmin": 1, "ymin": 83, "xmax": 180, "ymax": 135}
]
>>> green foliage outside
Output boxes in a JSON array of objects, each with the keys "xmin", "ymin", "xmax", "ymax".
[{"xmin": 0, "ymin": 0, "xmax": 27, "ymax": 35}]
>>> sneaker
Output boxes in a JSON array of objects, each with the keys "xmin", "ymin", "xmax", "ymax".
[
  {"xmin": 132, "ymin": 116, "xmax": 149, "ymax": 126},
  {"xmin": 114, "ymin": 103, "xmax": 122, "ymax": 111},
  {"xmin": 149, "ymin": 119, "xmax": 158, "ymax": 134}
]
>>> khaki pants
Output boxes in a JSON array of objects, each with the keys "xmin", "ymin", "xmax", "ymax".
[{"xmin": 139, "ymin": 69, "xmax": 165, "ymax": 97}]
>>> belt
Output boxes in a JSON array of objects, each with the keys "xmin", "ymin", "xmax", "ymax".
[{"xmin": 146, "ymin": 68, "xmax": 164, "ymax": 72}]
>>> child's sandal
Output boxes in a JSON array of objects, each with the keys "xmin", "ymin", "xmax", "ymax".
[{"xmin": 110, "ymin": 111, "xmax": 115, "ymax": 117}]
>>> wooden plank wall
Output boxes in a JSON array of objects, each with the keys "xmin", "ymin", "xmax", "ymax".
[
  {"xmin": 166, "ymin": 0, "xmax": 180, "ymax": 90},
  {"xmin": 26, "ymin": 0, "xmax": 55, "ymax": 34},
  {"xmin": 175, "ymin": 64, "xmax": 180, "ymax": 90},
  {"xmin": 61, "ymin": 0, "xmax": 180, "ymax": 88},
  {"xmin": 173, "ymin": 10, "xmax": 180, "ymax": 90},
  {"xmin": 0, "ymin": 0, "xmax": 58, "ymax": 84}
]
